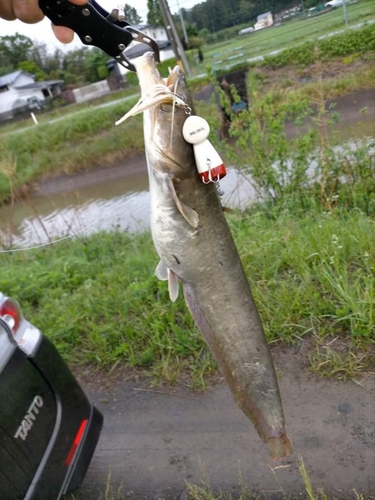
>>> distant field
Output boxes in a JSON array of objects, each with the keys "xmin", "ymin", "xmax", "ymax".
[{"xmin": 202, "ymin": 0, "xmax": 375, "ymax": 65}]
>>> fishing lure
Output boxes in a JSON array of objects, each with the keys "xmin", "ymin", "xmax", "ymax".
[{"xmin": 182, "ymin": 115, "xmax": 227, "ymax": 184}]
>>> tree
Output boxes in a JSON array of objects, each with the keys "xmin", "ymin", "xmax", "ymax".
[
  {"xmin": 18, "ymin": 61, "xmax": 48, "ymax": 81},
  {"xmin": 239, "ymin": 0, "xmax": 255, "ymax": 20},
  {"xmin": 304, "ymin": 0, "xmax": 321, "ymax": 7},
  {"xmin": 147, "ymin": 0, "xmax": 164, "ymax": 26},
  {"xmin": 0, "ymin": 33, "xmax": 33, "ymax": 70},
  {"xmin": 123, "ymin": 3, "xmax": 142, "ymax": 24},
  {"xmin": 86, "ymin": 48, "xmax": 109, "ymax": 82},
  {"xmin": 63, "ymin": 47, "xmax": 91, "ymax": 84},
  {"xmin": 42, "ymin": 49, "xmax": 64, "ymax": 78},
  {"xmin": 184, "ymin": 0, "xmax": 294, "ymax": 34},
  {"xmin": 29, "ymin": 44, "xmax": 62, "ymax": 75}
]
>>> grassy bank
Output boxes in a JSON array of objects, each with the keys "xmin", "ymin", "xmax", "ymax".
[
  {"xmin": 0, "ymin": 204, "xmax": 374, "ymax": 385},
  {"xmin": 0, "ymin": 99, "xmax": 217, "ymax": 206},
  {"xmin": 0, "ymin": 97, "xmax": 144, "ymax": 204},
  {"xmin": 256, "ymin": 62, "xmax": 375, "ymax": 102}
]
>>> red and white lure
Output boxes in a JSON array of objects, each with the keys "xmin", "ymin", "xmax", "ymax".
[{"xmin": 182, "ymin": 115, "xmax": 227, "ymax": 184}]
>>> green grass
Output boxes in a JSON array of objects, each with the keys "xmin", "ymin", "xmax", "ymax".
[
  {"xmin": 201, "ymin": 0, "xmax": 375, "ymax": 67},
  {"xmin": 0, "ymin": 230, "xmax": 214, "ymax": 387},
  {"xmin": 0, "ymin": 100, "xmax": 218, "ymax": 205},
  {"xmin": 0, "ymin": 206, "xmax": 374, "ymax": 384},
  {"xmin": 0, "ymin": 97, "xmax": 144, "ymax": 204},
  {"xmin": 233, "ymin": 208, "xmax": 375, "ymax": 346},
  {"xmin": 0, "ymin": 86, "xmax": 140, "ymax": 135}
]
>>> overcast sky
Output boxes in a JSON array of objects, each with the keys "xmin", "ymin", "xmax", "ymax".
[{"xmin": 0, "ymin": 0, "xmax": 200, "ymax": 52}]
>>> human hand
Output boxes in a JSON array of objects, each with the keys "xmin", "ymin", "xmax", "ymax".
[{"xmin": 0, "ymin": 0, "xmax": 88, "ymax": 43}]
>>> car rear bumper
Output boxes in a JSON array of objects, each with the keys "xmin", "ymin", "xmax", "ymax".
[{"xmin": 61, "ymin": 404, "xmax": 103, "ymax": 497}]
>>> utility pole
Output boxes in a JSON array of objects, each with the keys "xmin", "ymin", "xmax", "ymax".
[
  {"xmin": 176, "ymin": 0, "xmax": 189, "ymax": 46},
  {"xmin": 159, "ymin": 0, "xmax": 179, "ymax": 64},
  {"xmin": 159, "ymin": 0, "xmax": 191, "ymax": 76},
  {"xmin": 342, "ymin": 0, "xmax": 348, "ymax": 26}
]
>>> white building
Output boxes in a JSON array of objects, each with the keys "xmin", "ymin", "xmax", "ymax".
[
  {"xmin": 239, "ymin": 26, "xmax": 255, "ymax": 35},
  {"xmin": 254, "ymin": 12, "xmax": 273, "ymax": 30},
  {"xmin": 134, "ymin": 24, "xmax": 168, "ymax": 43},
  {"xmin": 0, "ymin": 70, "xmax": 63, "ymax": 120},
  {"xmin": 121, "ymin": 24, "xmax": 173, "ymax": 74}
]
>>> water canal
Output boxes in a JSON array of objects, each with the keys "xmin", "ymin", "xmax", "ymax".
[{"xmin": 0, "ymin": 90, "xmax": 374, "ymax": 249}]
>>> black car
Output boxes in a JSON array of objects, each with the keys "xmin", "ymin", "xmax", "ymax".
[{"xmin": 0, "ymin": 292, "xmax": 103, "ymax": 499}]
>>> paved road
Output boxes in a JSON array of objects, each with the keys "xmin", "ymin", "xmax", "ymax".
[
  {"xmin": 76, "ymin": 348, "xmax": 375, "ymax": 499},
  {"xmin": 3, "ymin": 93, "xmax": 139, "ymax": 137}
]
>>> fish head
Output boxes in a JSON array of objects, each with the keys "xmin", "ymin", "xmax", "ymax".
[
  {"xmin": 136, "ymin": 51, "xmax": 189, "ymax": 106},
  {"xmin": 135, "ymin": 52, "xmax": 196, "ymax": 177}
]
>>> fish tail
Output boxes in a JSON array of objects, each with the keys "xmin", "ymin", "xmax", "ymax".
[{"xmin": 267, "ymin": 433, "xmax": 293, "ymax": 460}]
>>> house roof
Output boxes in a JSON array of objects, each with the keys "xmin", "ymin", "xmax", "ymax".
[
  {"xmin": 132, "ymin": 23, "xmax": 151, "ymax": 30},
  {"xmin": 124, "ymin": 40, "xmax": 171, "ymax": 59},
  {"xmin": 14, "ymin": 80, "xmax": 63, "ymax": 90},
  {"xmin": 0, "ymin": 70, "xmax": 34, "ymax": 87},
  {"xmin": 257, "ymin": 11, "xmax": 272, "ymax": 20}
]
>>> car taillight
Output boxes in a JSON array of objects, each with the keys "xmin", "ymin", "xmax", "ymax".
[
  {"xmin": 0, "ymin": 298, "xmax": 22, "ymax": 334},
  {"xmin": 65, "ymin": 419, "xmax": 88, "ymax": 467}
]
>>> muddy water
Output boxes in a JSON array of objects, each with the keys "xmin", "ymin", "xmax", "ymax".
[
  {"xmin": 1, "ymin": 89, "xmax": 374, "ymax": 249},
  {"xmin": 0, "ymin": 162, "xmax": 257, "ymax": 248}
]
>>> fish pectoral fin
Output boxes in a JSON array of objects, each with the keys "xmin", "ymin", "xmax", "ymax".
[
  {"xmin": 168, "ymin": 178, "xmax": 199, "ymax": 228},
  {"xmin": 223, "ymin": 206, "xmax": 235, "ymax": 214},
  {"xmin": 156, "ymin": 260, "xmax": 179, "ymax": 301},
  {"xmin": 155, "ymin": 260, "xmax": 168, "ymax": 281},
  {"xmin": 168, "ymin": 268, "xmax": 180, "ymax": 302}
]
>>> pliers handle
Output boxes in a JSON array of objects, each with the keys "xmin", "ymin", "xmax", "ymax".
[{"xmin": 39, "ymin": 0, "xmax": 160, "ymax": 72}]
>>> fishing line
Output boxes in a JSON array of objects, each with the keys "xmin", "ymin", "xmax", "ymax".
[{"xmin": 0, "ymin": 197, "xmax": 135, "ymax": 254}]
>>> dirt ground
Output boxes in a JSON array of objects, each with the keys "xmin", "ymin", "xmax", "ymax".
[
  {"xmin": 35, "ymin": 155, "xmax": 148, "ymax": 196},
  {"xmin": 255, "ymin": 57, "xmax": 375, "ymax": 92},
  {"xmin": 75, "ymin": 346, "xmax": 375, "ymax": 500}
]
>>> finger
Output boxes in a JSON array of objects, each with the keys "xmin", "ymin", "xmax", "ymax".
[
  {"xmin": 11, "ymin": 0, "xmax": 43, "ymax": 23},
  {"xmin": 0, "ymin": 1, "xmax": 16, "ymax": 20},
  {"xmin": 51, "ymin": 0, "xmax": 88, "ymax": 44},
  {"xmin": 51, "ymin": 23, "xmax": 75, "ymax": 44},
  {"xmin": 10, "ymin": 0, "xmax": 87, "ymax": 25}
]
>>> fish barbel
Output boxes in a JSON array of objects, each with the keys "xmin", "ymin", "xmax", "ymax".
[{"xmin": 117, "ymin": 52, "xmax": 293, "ymax": 460}]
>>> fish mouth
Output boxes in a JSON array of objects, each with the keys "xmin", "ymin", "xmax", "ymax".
[
  {"xmin": 136, "ymin": 51, "xmax": 189, "ymax": 108},
  {"xmin": 115, "ymin": 55, "xmax": 190, "ymax": 126},
  {"xmin": 165, "ymin": 65, "xmax": 187, "ymax": 96}
]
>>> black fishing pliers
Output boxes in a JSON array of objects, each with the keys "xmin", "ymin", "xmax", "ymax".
[{"xmin": 39, "ymin": 0, "xmax": 160, "ymax": 72}]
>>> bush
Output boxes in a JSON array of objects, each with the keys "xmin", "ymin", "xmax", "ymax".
[
  {"xmin": 261, "ymin": 23, "xmax": 375, "ymax": 68},
  {"xmin": 186, "ymin": 49, "xmax": 200, "ymax": 67},
  {"xmin": 125, "ymin": 71, "xmax": 139, "ymax": 86},
  {"xmin": 217, "ymin": 68, "xmax": 375, "ymax": 215},
  {"xmin": 157, "ymin": 57, "xmax": 178, "ymax": 77}
]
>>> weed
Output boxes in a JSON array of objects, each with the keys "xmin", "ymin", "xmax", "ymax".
[
  {"xmin": 184, "ymin": 457, "xmax": 369, "ymax": 499},
  {"xmin": 309, "ymin": 344, "xmax": 374, "ymax": 381},
  {"xmin": 0, "ymin": 206, "xmax": 374, "ymax": 382},
  {"xmin": 0, "ymin": 97, "xmax": 144, "ymax": 203}
]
